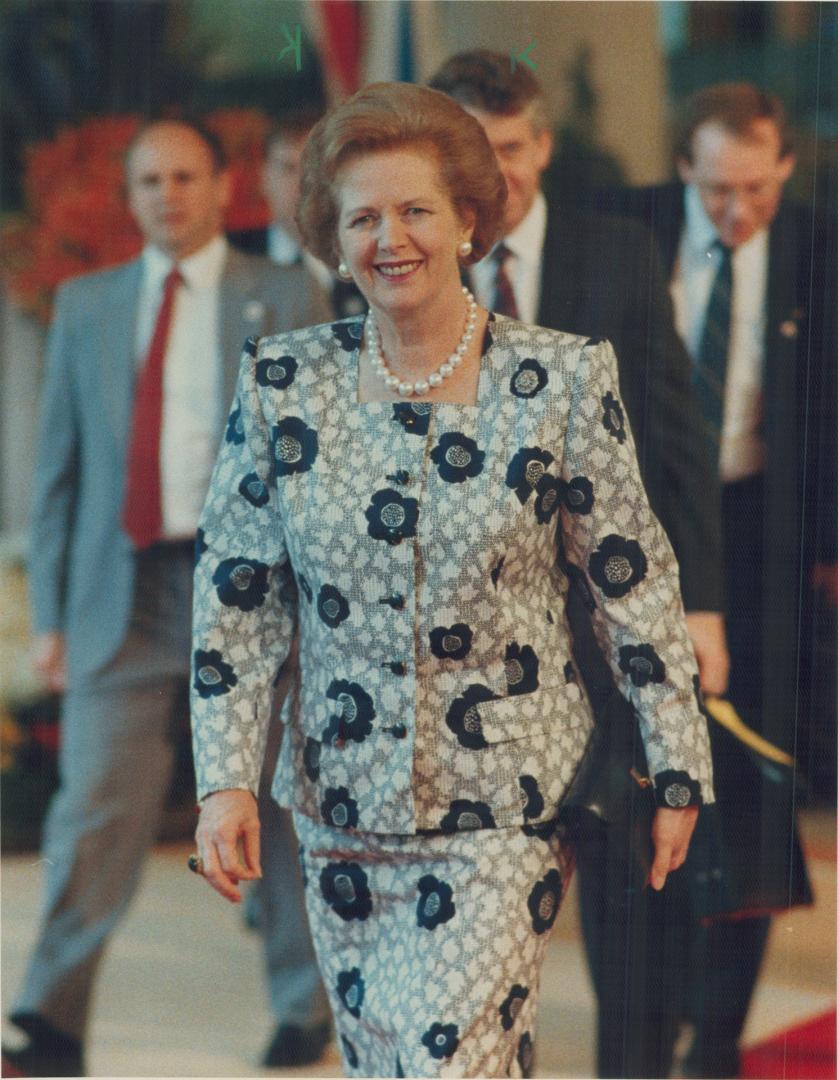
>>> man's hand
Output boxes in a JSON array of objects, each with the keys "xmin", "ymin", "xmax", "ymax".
[
  {"xmin": 812, "ymin": 563, "xmax": 838, "ymax": 607},
  {"xmin": 649, "ymin": 805, "xmax": 699, "ymax": 890},
  {"xmin": 31, "ymin": 632, "xmax": 66, "ymax": 693},
  {"xmin": 194, "ymin": 789, "xmax": 262, "ymax": 903},
  {"xmin": 685, "ymin": 611, "xmax": 729, "ymax": 696}
]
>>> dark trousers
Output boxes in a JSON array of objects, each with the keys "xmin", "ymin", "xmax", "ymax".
[{"xmin": 576, "ymin": 475, "xmax": 771, "ymax": 1078}]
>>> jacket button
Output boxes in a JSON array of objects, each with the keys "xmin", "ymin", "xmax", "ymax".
[
  {"xmin": 391, "ymin": 594, "xmax": 405, "ymax": 610},
  {"xmin": 389, "ymin": 724, "xmax": 407, "ymax": 739},
  {"xmin": 390, "ymin": 661, "xmax": 407, "ymax": 676}
]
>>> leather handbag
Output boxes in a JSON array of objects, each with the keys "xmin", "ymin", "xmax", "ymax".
[
  {"xmin": 684, "ymin": 696, "xmax": 814, "ymax": 923},
  {"xmin": 558, "ymin": 686, "xmax": 656, "ymax": 894}
]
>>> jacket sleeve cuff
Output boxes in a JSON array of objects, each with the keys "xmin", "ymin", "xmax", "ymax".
[{"xmin": 654, "ymin": 769, "xmax": 703, "ymax": 808}]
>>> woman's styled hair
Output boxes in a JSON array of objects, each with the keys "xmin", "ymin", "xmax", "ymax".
[{"xmin": 297, "ymin": 82, "xmax": 506, "ymax": 268}]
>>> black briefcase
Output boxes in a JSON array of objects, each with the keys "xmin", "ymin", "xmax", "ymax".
[{"xmin": 684, "ymin": 696, "xmax": 814, "ymax": 923}]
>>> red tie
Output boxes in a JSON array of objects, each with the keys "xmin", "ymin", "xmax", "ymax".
[
  {"xmin": 492, "ymin": 243, "xmax": 520, "ymax": 319},
  {"xmin": 122, "ymin": 267, "xmax": 183, "ymax": 549}
]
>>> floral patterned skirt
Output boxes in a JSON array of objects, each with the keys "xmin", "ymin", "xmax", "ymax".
[{"xmin": 293, "ymin": 811, "xmax": 574, "ymax": 1078}]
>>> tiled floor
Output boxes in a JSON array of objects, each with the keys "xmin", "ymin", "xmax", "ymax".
[{"xmin": 2, "ymin": 810, "xmax": 834, "ymax": 1078}]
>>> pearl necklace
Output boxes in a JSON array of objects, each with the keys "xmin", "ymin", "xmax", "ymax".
[{"xmin": 364, "ymin": 286, "xmax": 478, "ymax": 397}]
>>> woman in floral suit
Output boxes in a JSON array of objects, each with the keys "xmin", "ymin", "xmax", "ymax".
[{"xmin": 190, "ymin": 83, "xmax": 713, "ymax": 1078}]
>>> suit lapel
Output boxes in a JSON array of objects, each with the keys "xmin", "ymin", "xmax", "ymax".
[
  {"xmin": 103, "ymin": 259, "xmax": 143, "ymax": 443},
  {"xmin": 537, "ymin": 205, "xmax": 587, "ymax": 330},
  {"xmin": 219, "ymin": 249, "xmax": 263, "ymax": 411}
]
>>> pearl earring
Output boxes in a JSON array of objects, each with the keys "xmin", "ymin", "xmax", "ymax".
[
  {"xmin": 337, "ymin": 262, "xmax": 353, "ymax": 281},
  {"xmin": 458, "ymin": 240, "xmax": 473, "ymax": 258}
]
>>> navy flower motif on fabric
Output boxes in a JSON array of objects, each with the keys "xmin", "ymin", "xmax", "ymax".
[
  {"xmin": 505, "ymin": 642, "xmax": 539, "ymax": 696},
  {"xmin": 519, "ymin": 775, "xmax": 545, "ymax": 820},
  {"xmin": 528, "ymin": 868, "xmax": 563, "ymax": 934},
  {"xmin": 602, "ymin": 391, "xmax": 627, "ymax": 444},
  {"xmin": 564, "ymin": 475, "xmax": 594, "ymax": 515},
  {"xmin": 430, "ymin": 432, "xmax": 486, "ymax": 484},
  {"xmin": 422, "ymin": 1022, "xmax": 459, "ymax": 1061},
  {"xmin": 255, "ymin": 354, "xmax": 298, "ymax": 390},
  {"xmin": 416, "ymin": 874, "xmax": 456, "ymax": 930},
  {"xmin": 692, "ymin": 673, "xmax": 707, "ymax": 715},
  {"xmin": 564, "ymin": 660, "xmax": 577, "ymax": 684},
  {"xmin": 212, "ymin": 558, "xmax": 270, "ymax": 612},
  {"xmin": 395, "ymin": 1053, "xmax": 405, "ymax": 1077},
  {"xmin": 429, "ymin": 623, "xmax": 473, "ymax": 661},
  {"xmin": 506, "ymin": 447, "xmax": 555, "ymax": 505},
  {"xmin": 320, "ymin": 860, "xmax": 372, "ymax": 921},
  {"xmin": 336, "ymin": 967, "xmax": 365, "ymax": 1018},
  {"xmin": 238, "ymin": 471, "xmax": 270, "ymax": 508},
  {"xmin": 499, "ymin": 984, "xmax": 530, "ymax": 1031},
  {"xmin": 325, "ymin": 680, "xmax": 375, "ymax": 743},
  {"xmin": 522, "ymin": 820, "xmax": 557, "ymax": 842},
  {"xmin": 490, "ymin": 555, "xmax": 505, "ymax": 588},
  {"xmin": 654, "ymin": 769, "xmax": 702, "ymax": 808},
  {"xmin": 298, "ymin": 844, "xmax": 307, "ymax": 889},
  {"xmin": 534, "ymin": 474, "xmax": 565, "ymax": 524},
  {"xmin": 518, "ymin": 1031, "xmax": 534, "ymax": 1078},
  {"xmin": 510, "ymin": 358, "xmax": 548, "ymax": 399},
  {"xmin": 589, "ymin": 535, "xmax": 648, "ymax": 599},
  {"xmin": 331, "ymin": 319, "xmax": 364, "ymax": 353},
  {"xmin": 271, "ymin": 416, "xmax": 318, "ymax": 476},
  {"xmin": 341, "ymin": 1036, "xmax": 359, "ymax": 1070},
  {"xmin": 225, "ymin": 402, "xmax": 245, "ymax": 445},
  {"xmin": 298, "ymin": 572, "xmax": 313, "ymax": 604},
  {"xmin": 303, "ymin": 738, "xmax": 321, "ymax": 782},
  {"xmin": 194, "ymin": 527, "xmax": 207, "ymax": 566},
  {"xmin": 317, "ymin": 584, "xmax": 350, "ymax": 628},
  {"xmin": 564, "ymin": 562, "xmax": 597, "ymax": 613},
  {"xmin": 618, "ymin": 644, "xmax": 666, "ymax": 687},
  {"xmin": 392, "ymin": 401, "xmax": 432, "ymax": 435},
  {"xmin": 193, "ymin": 649, "xmax": 237, "ymax": 698},
  {"xmin": 440, "ymin": 799, "xmax": 496, "ymax": 833},
  {"xmin": 365, "ymin": 488, "xmax": 419, "ymax": 545},
  {"xmin": 244, "ymin": 336, "xmax": 258, "ymax": 358},
  {"xmin": 320, "ymin": 786, "xmax": 359, "ymax": 828},
  {"xmin": 445, "ymin": 684, "xmax": 498, "ymax": 750}
]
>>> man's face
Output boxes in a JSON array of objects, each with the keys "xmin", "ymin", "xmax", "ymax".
[
  {"xmin": 126, "ymin": 123, "xmax": 230, "ymax": 259},
  {"xmin": 262, "ymin": 131, "xmax": 310, "ymax": 236},
  {"xmin": 677, "ymin": 119, "xmax": 795, "ymax": 248},
  {"xmin": 462, "ymin": 105, "xmax": 553, "ymax": 235}
]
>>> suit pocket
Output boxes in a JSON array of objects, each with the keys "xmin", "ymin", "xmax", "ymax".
[{"xmin": 474, "ymin": 680, "xmax": 590, "ymax": 745}]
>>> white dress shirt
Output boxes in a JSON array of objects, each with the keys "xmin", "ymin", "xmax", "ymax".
[
  {"xmin": 135, "ymin": 235, "xmax": 227, "ymax": 539},
  {"xmin": 671, "ymin": 185, "xmax": 768, "ymax": 482},
  {"xmin": 472, "ymin": 191, "xmax": 548, "ymax": 326}
]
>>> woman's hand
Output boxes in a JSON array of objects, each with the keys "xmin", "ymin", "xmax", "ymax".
[
  {"xmin": 649, "ymin": 805, "xmax": 699, "ymax": 891},
  {"xmin": 194, "ymin": 789, "xmax": 262, "ymax": 903}
]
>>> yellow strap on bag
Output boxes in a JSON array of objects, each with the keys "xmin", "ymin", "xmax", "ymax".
[{"xmin": 703, "ymin": 696, "xmax": 795, "ymax": 768}]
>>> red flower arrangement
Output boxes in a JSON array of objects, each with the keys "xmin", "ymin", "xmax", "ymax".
[{"xmin": 2, "ymin": 110, "xmax": 273, "ymax": 324}]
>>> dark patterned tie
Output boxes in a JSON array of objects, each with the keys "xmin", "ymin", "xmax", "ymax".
[
  {"xmin": 694, "ymin": 242, "xmax": 733, "ymax": 463},
  {"xmin": 122, "ymin": 266, "xmax": 183, "ymax": 549},
  {"xmin": 492, "ymin": 242, "xmax": 520, "ymax": 319}
]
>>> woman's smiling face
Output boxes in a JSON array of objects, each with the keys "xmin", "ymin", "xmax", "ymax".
[{"xmin": 335, "ymin": 146, "xmax": 474, "ymax": 320}]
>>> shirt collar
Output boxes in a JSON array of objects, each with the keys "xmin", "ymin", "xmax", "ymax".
[
  {"xmin": 267, "ymin": 224, "xmax": 303, "ymax": 266},
  {"xmin": 142, "ymin": 234, "xmax": 228, "ymax": 290},
  {"xmin": 495, "ymin": 190, "xmax": 547, "ymax": 265}
]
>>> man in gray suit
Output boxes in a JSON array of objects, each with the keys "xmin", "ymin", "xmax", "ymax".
[{"xmin": 3, "ymin": 119, "xmax": 330, "ymax": 1077}]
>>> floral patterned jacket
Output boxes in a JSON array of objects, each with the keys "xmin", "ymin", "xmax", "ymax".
[{"xmin": 191, "ymin": 315, "xmax": 714, "ymax": 834}]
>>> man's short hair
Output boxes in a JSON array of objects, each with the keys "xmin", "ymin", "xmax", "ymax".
[
  {"xmin": 675, "ymin": 82, "xmax": 793, "ymax": 162},
  {"xmin": 428, "ymin": 50, "xmax": 549, "ymax": 133},
  {"xmin": 265, "ymin": 107, "xmax": 326, "ymax": 156},
  {"xmin": 125, "ymin": 115, "xmax": 227, "ymax": 172}
]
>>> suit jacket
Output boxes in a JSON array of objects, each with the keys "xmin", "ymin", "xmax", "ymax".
[
  {"xmin": 29, "ymin": 246, "xmax": 331, "ymax": 682},
  {"xmin": 191, "ymin": 317, "xmax": 714, "ymax": 835},
  {"xmin": 595, "ymin": 181, "xmax": 838, "ymax": 747},
  {"xmin": 228, "ymin": 226, "xmax": 366, "ymax": 320},
  {"xmin": 534, "ymin": 204, "xmax": 724, "ymax": 615}
]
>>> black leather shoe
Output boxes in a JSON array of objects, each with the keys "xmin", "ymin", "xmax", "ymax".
[
  {"xmin": 2, "ymin": 1013, "xmax": 84, "ymax": 1077},
  {"xmin": 261, "ymin": 1020, "xmax": 331, "ymax": 1068}
]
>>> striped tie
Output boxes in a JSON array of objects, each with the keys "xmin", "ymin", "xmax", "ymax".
[
  {"xmin": 492, "ymin": 243, "xmax": 520, "ymax": 319},
  {"xmin": 694, "ymin": 241, "xmax": 733, "ymax": 463}
]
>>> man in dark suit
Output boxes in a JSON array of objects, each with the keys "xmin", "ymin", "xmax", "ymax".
[
  {"xmin": 2, "ymin": 119, "xmax": 331, "ymax": 1077},
  {"xmin": 429, "ymin": 50, "xmax": 729, "ymax": 1079},
  {"xmin": 593, "ymin": 83, "xmax": 837, "ymax": 1078}
]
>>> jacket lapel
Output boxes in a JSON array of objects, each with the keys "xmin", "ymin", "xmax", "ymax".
[{"xmin": 102, "ymin": 259, "xmax": 143, "ymax": 443}]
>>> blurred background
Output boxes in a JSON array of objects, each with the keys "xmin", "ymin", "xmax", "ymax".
[{"xmin": 0, "ymin": 2, "xmax": 835, "ymax": 1076}]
